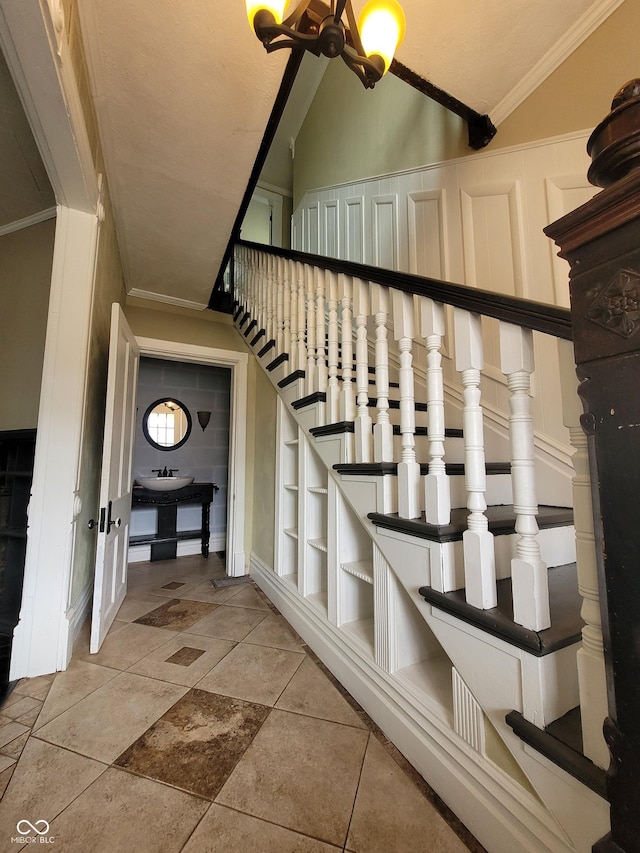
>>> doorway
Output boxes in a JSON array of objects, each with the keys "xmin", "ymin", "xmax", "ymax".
[{"xmin": 129, "ymin": 357, "xmax": 232, "ymax": 567}]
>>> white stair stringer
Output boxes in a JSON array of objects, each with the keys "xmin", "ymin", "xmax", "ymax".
[{"xmin": 243, "ymin": 328, "xmax": 605, "ymax": 852}]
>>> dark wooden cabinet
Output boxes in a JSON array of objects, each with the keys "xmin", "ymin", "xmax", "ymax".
[
  {"xmin": 130, "ymin": 482, "xmax": 216, "ymax": 561},
  {"xmin": 0, "ymin": 430, "xmax": 36, "ymax": 700}
]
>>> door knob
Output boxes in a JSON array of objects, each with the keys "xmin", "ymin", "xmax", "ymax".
[{"xmin": 87, "ymin": 518, "xmax": 98, "ymax": 529}]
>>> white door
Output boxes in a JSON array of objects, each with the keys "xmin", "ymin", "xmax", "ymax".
[{"xmin": 90, "ymin": 304, "xmax": 140, "ymax": 652}]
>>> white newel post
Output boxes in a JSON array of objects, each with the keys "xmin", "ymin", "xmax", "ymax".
[
  {"xmin": 392, "ymin": 290, "xmax": 420, "ymax": 519},
  {"xmin": 315, "ymin": 267, "xmax": 328, "ymax": 394},
  {"xmin": 371, "ymin": 283, "xmax": 393, "ymax": 463},
  {"xmin": 454, "ymin": 309, "xmax": 496, "ymax": 609},
  {"xmin": 305, "ymin": 264, "xmax": 317, "ymax": 395},
  {"xmin": 289, "ymin": 260, "xmax": 299, "ymax": 371},
  {"xmin": 339, "ymin": 274, "xmax": 355, "ymax": 421},
  {"xmin": 283, "ymin": 258, "xmax": 291, "ymax": 358},
  {"xmin": 296, "ymin": 262, "xmax": 307, "ymax": 373},
  {"xmin": 419, "ymin": 296, "xmax": 451, "ymax": 525},
  {"xmin": 353, "ymin": 277, "xmax": 372, "ymax": 463},
  {"xmin": 500, "ymin": 323, "xmax": 550, "ymax": 631},
  {"xmin": 559, "ymin": 340, "xmax": 608, "ymax": 768},
  {"xmin": 327, "ymin": 271, "xmax": 340, "ymax": 423}
]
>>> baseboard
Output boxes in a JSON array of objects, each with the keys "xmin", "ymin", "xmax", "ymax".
[
  {"xmin": 249, "ymin": 552, "xmax": 575, "ymax": 853},
  {"xmin": 128, "ymin": 534, "xmax": 226, "ymax": 564},
  {"xmin": 63, "ymin": 582, "xmax": 93, "ymax": 667}
]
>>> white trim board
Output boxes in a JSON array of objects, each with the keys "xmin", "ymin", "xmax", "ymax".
[
  {"xmin": 135, "ymin": 338, "xmax": 248, "ymax": 577},
  {"xmin": 0, "ymin": 206, "xmax": 56, "ymax": 237}
]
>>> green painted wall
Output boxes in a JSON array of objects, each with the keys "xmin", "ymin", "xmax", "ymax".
[{"xmin": 293, "ymin": 59, "xmax": 467, "ymax": 205}]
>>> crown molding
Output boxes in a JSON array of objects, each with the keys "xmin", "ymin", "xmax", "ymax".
[
  {"xmin": 127, "ymin": 287, "xmax": 208, "ymax": 312},
  {"xmin": 491, "ymin": 0, "xmax": 625, "ymax": 127},
  {"xmin": 0, "ymin": 206, "xmax": 56, "ymax": 237}
]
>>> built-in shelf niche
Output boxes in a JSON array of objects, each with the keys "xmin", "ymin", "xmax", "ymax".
[
  {"xmin": 276, "ymin": 402, "xmax": 299, "ymax": 581},
  {"xmin": 302, "ymin": 444, "xmax": 328, "ymax": 613},
  {"xmin": 337, "ymin": 494, "xmax": 374, "ymax": 656}
]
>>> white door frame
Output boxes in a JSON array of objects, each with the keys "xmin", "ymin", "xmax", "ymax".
[{"xmin": 135, "ymin": 338, "xmax": 248, "ymax": 577}]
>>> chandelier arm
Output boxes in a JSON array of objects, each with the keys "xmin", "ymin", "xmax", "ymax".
[
  {"xmin": 334, "ymin": 0, "xmax": 349, "ymax": 22},
  {"xmin": 282, "ymin": 0, "xmax": 313, "ymax": 28},
  {"xmin": 264, "ymin": 33, "xmax": 322, "ymax": 55},
  {"xmin": 340, "ymin": 47, "xmax": 383, "ymax": 89},
  {"xmin": 343, "ymin": 1, "xmax": 365, "ymax": 56}
]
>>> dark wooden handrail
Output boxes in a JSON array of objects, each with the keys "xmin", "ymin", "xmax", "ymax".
[{"xmin": 234, "ymin": 239, "xmax": 573, "ymax": 341}]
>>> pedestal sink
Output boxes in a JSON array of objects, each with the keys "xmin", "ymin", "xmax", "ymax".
[{"xmin": 137, "ymin": 476, "xmax": 194, "ymax": 491}]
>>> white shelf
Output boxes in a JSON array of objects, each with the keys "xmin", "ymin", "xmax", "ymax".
[
  {"xmin": 284, "ymin": 438, "xmax": 299, "ymax": 446},
  {"xmin": 284, "ymin": 528, "xmax": 298, "ymax": 540},
  {"xmin": 308, "ymin": 537, "xmax": 327, "ymax": 553},
  {"xmin": 284, "ymin": 484, "xmax": 299, "ymax": 491},
  {"xmin": 342, "ymin": 617, "xmax": 374, "ymax": 654},
  {"xmin": 306, "ymin": 590, "xmax": 328, "ymax": 615},
  {"xmin": 394, "ymin": 657, "xmax": 454, "ymax": 721},
  {"xmin": 341, "ymin": 560, "xmax": 373, "ymax": 584},
  {"xmin": 308, "ymin": 486, "xmax": 328, "ymax": 494},
  {"xmin": 282, "ymin": 571, "xmax": 298, "ymax": 589}
]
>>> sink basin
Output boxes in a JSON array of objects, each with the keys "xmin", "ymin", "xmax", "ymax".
[{"xmin": 137, "ymin": 476, "xmax": 194, "ymax": 491}]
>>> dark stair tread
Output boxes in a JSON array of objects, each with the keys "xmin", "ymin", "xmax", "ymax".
[
  {"xmin": 311, "ymin": 422, "xmax": 354, "ymax": 437},
  {"xmin": 266, "ymin": 353, "xmax": 289, "ymax": 372},
  {"xmin": 292, "ymin": 392, "xmax": 326, "ymax": 410},
  {"xmin": 257, "ymin": 339, "xmax": 276, "ymax": 358},
  {"xmin": 369, "ymin": 504, "xmax": 573, "ymax": 543},
  {"xmin": 392, "ymin": 424, "xmax": 463, "ymax": 438},
  {"xmin": 244, "ymin": 319, "xmax": 257, "ymax": 337},
  {"xmin": 369, "ymin": 398, "xmax": 428, "ymax": 412},
  {"xmin": 418, "ymin": 561, "xmax": 581, "ymax": 657},
  {"xmin": 334, "ymin": 461, "xmax": 510, "ymax": 476},
  {"xmin": 278, "ymin": 370, "xmax": 305, "ymax": 389},
  {"xmin": 250, "ymin": 328, "xmax": 266, "ymax": 347},
  {"xmin": 506, "ymin": 708, "xmax": 607, "ymax": 799}
]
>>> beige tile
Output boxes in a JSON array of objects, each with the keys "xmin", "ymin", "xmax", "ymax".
[
  {"xmin": 178, "ymin": 581, "xmax": 249, "ymax": 605},
  {"xmin": 217, "ymin": 709, "xmax": 368, "ymax": 847},
  {"xmin": 127, "ymin": 633, "xmax": 235, "ymax": 687},
  {"xmin": 134, "ymin": 598, "xmax": 216, "ymax": 630},
  {"xmin": 115, "ymin": 593, "xmax": 170, "ymax": 622},
  {"xmin": 0, "ymin": 738, "xmax": 106, "ymax": 839},
  {"xmin": 36, "ymin": 672, "xmax": 187, "ymax": 763},
  {"xmin": 0, "ymin": 765, "xmax": 15, "ymax": 798},
  {"xmin": 0, "ymin": 695, "xmax": 42, "ymax": 721},
  {"xmin": 47, "ymin": 767, "xmax": 208, "ymax": 853},
  {"xmin": 146, "ymin": 579, "xmax": 205, "ymax": 599},
  {"xmin": 0, "ymin": 721, "xmax": 29, "ymax": 748},
  {"xmin": 223, "ymin": 585, "xmax": 271, "ymax": 611},
  {"xmin": 275, "ymin": 657, "xmax": 367, "ymax": 728},
  {"xmin": 1, "ymin": 731, "xmax": 29, "ymax": 760},
  {"xmin": 34, "ymin": 659, "xmax": 119, "ymax": 732},
  {"xmin": 188, "ymin": 604, "xmax": 268, "ymax": 641},
  {"xmin": 73, "ymin": 621, "xmax": 179, "ymax": 670},
  {"xmin": 15, "ymin": 705, "xmax": 43, "ymax": 728},
  {"xmin": 346, "ymin": 736, "xmax": 470, "ymax": 853},
  {"xmin": 12, "ymin": 674, "xmax": 55, "ymax": 701},
  {"xmin": 197, "ymin": 643, "xmax": 304, "ymax": 706},
  {"xmin": 0, "ymin": 754, "xmax": 16, "ymax": 773},
  {"xmin": 182, "ymin": 803, "xmax": 342, "ymax": 853},
  {"xmin": 243, "ymin": 614, "xmax": 305, "ymax": 652}
]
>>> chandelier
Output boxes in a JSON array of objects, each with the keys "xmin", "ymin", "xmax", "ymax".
[{"xmin": 245, "ymin": 0, "xmax": 406, "ymax": 89}]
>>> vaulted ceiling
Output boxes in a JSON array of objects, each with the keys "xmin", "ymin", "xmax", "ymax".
[{"xmin": 1, "ymin": 1, "xmax": 623, "ymax": 307}]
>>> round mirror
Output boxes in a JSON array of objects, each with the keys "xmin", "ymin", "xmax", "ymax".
[{"xmin": 142, "ymin": 398, "xmax": 192, "ymax": 451}]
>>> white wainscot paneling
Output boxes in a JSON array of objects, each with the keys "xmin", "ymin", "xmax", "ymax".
[
  {"xmin": 373, "ymin": 194, "xmax": 398, "ymax": 270},
  {"xmin": 460, "ymin": 181, "xmax": 527, "ymax": 298},
  {"xmin": 343, "ymin": 196, "xmax": 364, "ymax": 263},
  {"xmin": 545, "ymin": 175, "xmax": 599, "ymax": 308},
  {"xmin": 306, "ymin": 201, "xmax": 320, "ymax": 255},
  {"xmin": 408, "ymin": 189, "xmax": 447, "ymax": 280},
  {"xmin": 323, "ymin": 199, "xmax": 339, "ymax": 258}
]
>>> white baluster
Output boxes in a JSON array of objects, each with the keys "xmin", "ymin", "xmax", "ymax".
[
  {"xmin": 419, "ymin": 296, "xmax": 450, "ymax": 525},
  {"xmin": 338, "ymin": 275, "xmax": 355, "ymax": 421},
  {"xmin": 289, "ymin": 260, "xmax": 299, "ymax": 372},
  {"xmin": 454, "ymin": 309, "xmax": 496, "ymax": 609},
  {"xmin": 315, "ymin": 267, "xmax": 328, "ymax": 394},
  {"xmin": 327, "ymin": 271, "xmax": 340, "ymax": 423},
  {"xmin": 560, "ymin": 340, "xmax": 608, "ymax": 768},
  {"xmin": 296, "ymin": 261, "xmax": 307, "ymax": 374},
  {"xmin": 305, "ymin": 265, "xmax": 317, "ymax": 395},
  {"xmin": 353, "ymin": 277, "xmax": 372, "ymax": 463},
  {"xmin": 392, "ymin": 290, "xmax": 420, "ymax": 519},
  {"xmin": 500, "ymin": 322, "xmax": 549, "ymax": 631},
  {"xmin": 283, "ymin": 258, "xmax": 291, "ymax": 359},
  {"xmin": 371, "ymin": 283, "xmax": 393, "ymax": 463},
  {"xmin": 266, "ymin": 255, "xmax": 275, "ymax": 346},
  {"xmin": 259, "ymin": 252, "xmax": 268, "ymax": 339},
  {"xmin": 276, "ymin": 257, "xmax": 285, "ymax": 354}
]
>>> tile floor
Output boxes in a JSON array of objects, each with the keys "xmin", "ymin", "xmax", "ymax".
[{"xmin": 0, "ymin": 554, "xmax": 485, "ymax": 852}]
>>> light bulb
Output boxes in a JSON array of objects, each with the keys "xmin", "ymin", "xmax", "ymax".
[
  {"xmin": 246, "ymin": 0, "xmax": 287, "ymax": 28},
  {"xmin": 358, "ymin": 0, "xmax": 406, "ymax": 74}
]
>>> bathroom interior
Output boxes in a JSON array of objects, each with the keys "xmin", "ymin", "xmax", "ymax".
[{"xmin": 128, "ymin": 357, "xmax": 231, "ymax": 575}]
